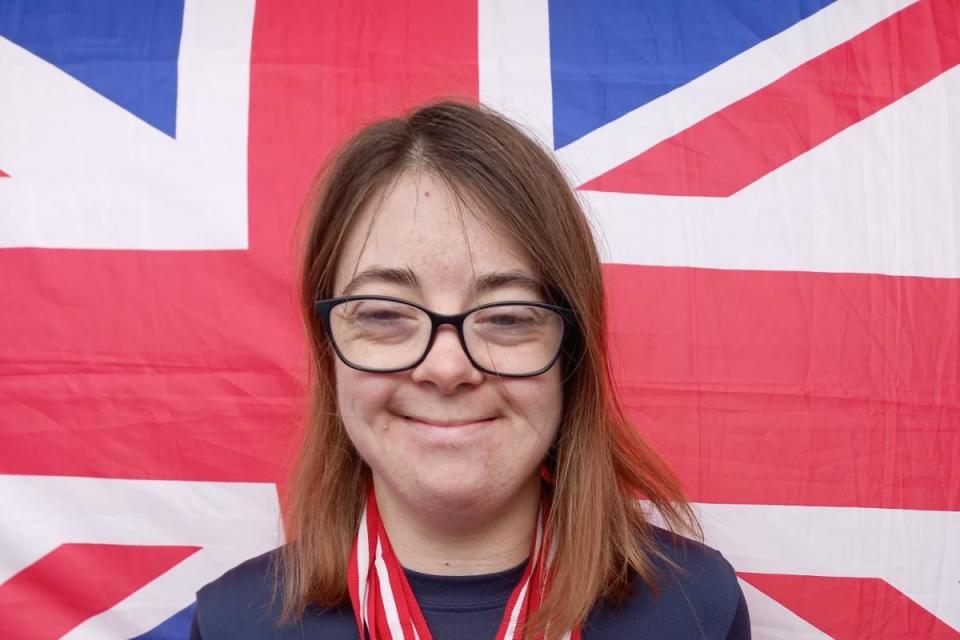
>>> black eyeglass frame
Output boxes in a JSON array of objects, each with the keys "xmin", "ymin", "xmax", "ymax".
[{"xmin": 313, "ymin": 295, "xmax": 578, "ymax": 378}]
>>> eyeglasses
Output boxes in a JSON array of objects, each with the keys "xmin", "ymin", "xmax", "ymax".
[{"xmin": 314, "ymin": 295, "xmax": 576, "ymax": 377}]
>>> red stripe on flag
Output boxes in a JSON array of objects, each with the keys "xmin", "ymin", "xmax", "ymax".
[
  {"xmin": 0, "ymin": 0, "xmax": 478, "ymax": 482},
  {"xmin": 0, "ymin": 543, "xmax": 200, "ymax": 640},
  {"xmin": 605, "ymin": 264, "xmax": 960, "ymax": 511},
  {"xmin": 0, "ymin": 170, "xmax": 8, "ymax": 177},
  {"xmin": 739, "ymin": 573, "xmax": 960, "ymax": 638},
  {"xmin": 583, "ymin": 0, "xmax": 960, "ymax": 196}
]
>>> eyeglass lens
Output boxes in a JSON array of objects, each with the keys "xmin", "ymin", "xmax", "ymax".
[{"xmin": 328, "ymin": 298, "xmax": 564, "ymax": 375}]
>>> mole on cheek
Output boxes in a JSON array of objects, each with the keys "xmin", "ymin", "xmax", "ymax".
[{"xmin": 424, "ymin": 191, "xmax": 431, "ymax": 198}]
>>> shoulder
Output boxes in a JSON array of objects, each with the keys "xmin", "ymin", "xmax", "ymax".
[
  {"xmin": 584, "ymin": 526, "xmax": 750, "ymax": 639},
  {"xmin": 647, "ymin": 526, "xmax": 748, "ymax": 631},
  {"xmin": 192, "ymin": 549, "xmax": 285, "ymax": 639},
  {"xmin": 192, "ymin": 548, "xmax": 357, "ymax": 640},
  {"xmin": 650, "ymin": 526, "xmax": 741, "ymax": 599}
]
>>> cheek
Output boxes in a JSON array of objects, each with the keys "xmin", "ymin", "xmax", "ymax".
[
  {"xmin": 503, "ymin": 370, "xmax": 564, "ymax": 448},
  {"xmin": 542, "ymin": 382, "xmax": 564, "ymax": 443},
  {"xmin": 335, "ymin": 363, "xmax": 395, "ymax": 437}
]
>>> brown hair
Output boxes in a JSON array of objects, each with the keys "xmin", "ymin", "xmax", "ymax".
[{"xmin": 283, "ymin": 100, "xmax": 699, "ymax": 637}]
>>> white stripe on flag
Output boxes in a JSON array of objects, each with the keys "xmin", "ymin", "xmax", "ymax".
[{"xmin": 479, "ymin": 0, "xmax": 914, "ymax": 183}]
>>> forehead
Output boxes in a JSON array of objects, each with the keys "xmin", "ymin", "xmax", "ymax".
[{"xmin": 333, "ymin": 172, "xmax": 535, "ymax": 296}]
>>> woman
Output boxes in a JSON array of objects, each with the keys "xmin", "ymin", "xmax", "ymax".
[{"xmin": 191, "ymin": 101, "xmax": 750, "ymax": 639}]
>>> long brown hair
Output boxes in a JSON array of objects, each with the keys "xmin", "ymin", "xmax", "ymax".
[{"xmin": 283, "ymin": 100, "xmax": 700, "ymax": 637}]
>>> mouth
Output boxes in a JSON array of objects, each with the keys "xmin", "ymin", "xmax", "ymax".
[{"xmin": 393, "ymin": 412, "xmax": 498, "ymax": 428}]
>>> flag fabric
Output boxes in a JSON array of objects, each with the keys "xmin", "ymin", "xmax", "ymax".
[{"xmin": 1, "ymin": 1, "xmax": 958, "ymax": 638}]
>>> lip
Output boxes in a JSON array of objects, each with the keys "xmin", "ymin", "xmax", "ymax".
[{"xmin": 394, "ymin": 413, "xmax": 498, "ymax": 428}]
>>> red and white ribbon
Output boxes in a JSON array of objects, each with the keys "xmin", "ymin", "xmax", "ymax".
[{"xmin": 347, "ymin": 489, "xmax": 580, "ymax": 640}]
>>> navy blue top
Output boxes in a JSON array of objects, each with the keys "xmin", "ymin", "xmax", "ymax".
[{"xmin": 191, "ymin": 526, "xmax": 750, "ymax": 639}]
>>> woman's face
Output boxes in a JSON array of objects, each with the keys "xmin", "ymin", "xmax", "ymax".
[{"xmin": 331, "ymin": 171, "xmax": 563, "ymax": 517}]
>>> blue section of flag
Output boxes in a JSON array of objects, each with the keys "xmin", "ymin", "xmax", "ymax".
[
  {"xmin": 0, "ymin": 0, "xmax": 184, "ymax": 138},
  {"xmin": 131, "ymin": 602, "xmax": 196, "ymax": 640},
  {"xmin": 548, "ymin": 0, "xmax": 836, "ymax": 148}
]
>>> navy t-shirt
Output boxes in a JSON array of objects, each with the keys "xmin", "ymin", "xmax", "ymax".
[{"xmin": 191, "ymin": 526, "xmax": 750, "ymax": 639}]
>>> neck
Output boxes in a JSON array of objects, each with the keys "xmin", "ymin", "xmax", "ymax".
[{"xmin": 372, "ymin": 474, "xmax": 542, "ymax": 576}]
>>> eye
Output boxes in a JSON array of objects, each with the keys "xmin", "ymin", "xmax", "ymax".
[
  {"xmin": 344, "ymin": 300, "xmax": 421, "ymax": 324},
  {"xmin": 471, "ymin": 306, "xmax": 544, "ymax": 330},
  {"xmin": 483, "ymin": 312, "xmax": 535, "ymax": 327},
  {"xmin": 356, "ymin": 309, "xmax": 409, "ymax": 322}
]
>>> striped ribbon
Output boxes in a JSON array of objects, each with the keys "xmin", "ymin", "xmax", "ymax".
[{"xmin": 347, "ymin": 489, "xmax": 580, "ymax": 640}]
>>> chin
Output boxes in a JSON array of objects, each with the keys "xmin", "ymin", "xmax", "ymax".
[
  {"xmin": 409, "ymin": 465, "xmax": 536, "ymax": 513},
  {"xmin": 416, "ymin": 468, "xmax": 497, "ymax": 503}
]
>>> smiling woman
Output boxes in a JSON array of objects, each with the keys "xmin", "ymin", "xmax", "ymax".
[{"xmin": 190, "ymin": 102, "xmax": 751, "ymax": 639}]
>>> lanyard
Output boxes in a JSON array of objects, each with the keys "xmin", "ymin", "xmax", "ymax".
[{"xmin": 347, "ymin": 489, "xmax": 579, "ymax": 640}]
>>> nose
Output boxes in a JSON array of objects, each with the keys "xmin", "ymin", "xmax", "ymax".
[{"xmin": 410, "ymin": 325, "xmax": 484, "ymax": 392}]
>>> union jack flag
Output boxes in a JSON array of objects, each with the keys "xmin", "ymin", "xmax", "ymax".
[{"xmin": 1, "ymin": 1, "xmax": 958, "ymax": 638}]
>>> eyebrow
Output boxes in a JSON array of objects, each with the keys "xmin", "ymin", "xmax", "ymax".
[
  {"xmin": 340, "ymin": 267, "xmax": 543, "ymax": 297},
  {"xmin": 472, "ymin": 270, "xmax": 543, "ymax": 296},
  {"xmin": 341, "ymin": 267, "xmax": 420, "ymax": 296}
]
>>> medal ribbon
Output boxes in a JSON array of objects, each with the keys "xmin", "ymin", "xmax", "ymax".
[{"xmin": 347, "ymin": 489, "xmax": 580, "ymax": 640}]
